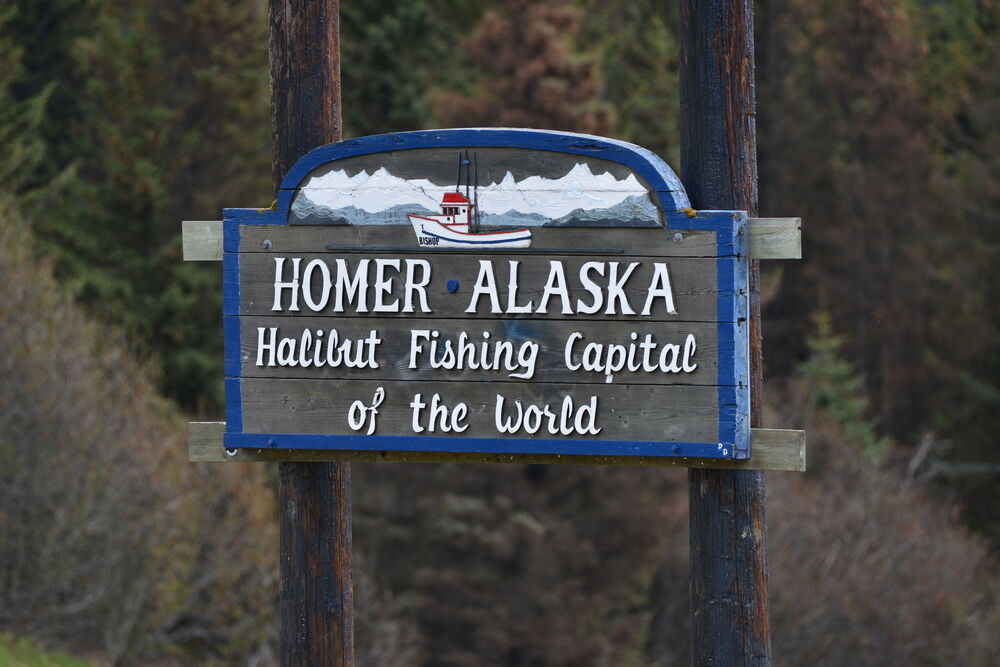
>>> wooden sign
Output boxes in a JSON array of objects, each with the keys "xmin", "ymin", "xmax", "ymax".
[{"xmin": 223, "ymin": 129, "xmax": 749, "ymax": 459}]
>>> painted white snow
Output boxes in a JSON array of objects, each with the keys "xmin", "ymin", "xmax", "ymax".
[{"xmin": 297, "ymin": 163, "xmax": 651, "ymax": 219}]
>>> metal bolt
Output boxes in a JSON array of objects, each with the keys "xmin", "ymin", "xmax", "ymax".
[
  {"xmin": 672, "ymin": 232, "xmax": 684, "ymax": 244},
  {"xmin": 262, "ymin": 239, "xmax": 272, "ymax": 250},
  {"xmin": 671, "ymin": 444, "xmax": 682, "ymax": 455},
  {"xmin": 267, "ymin": 438, "xmax": 276, "ymax": 448}
]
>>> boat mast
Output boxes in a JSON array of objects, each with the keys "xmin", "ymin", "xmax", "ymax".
[
  {"xmin": 464, "ymin": 150, "xmax": 471, "ymax": 203},
  {"xmin": 473, "ymin": 152, "xmax": 480, "ymax": 232}
]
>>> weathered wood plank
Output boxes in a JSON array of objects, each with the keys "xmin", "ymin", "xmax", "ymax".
[
  {"xmin": 189, "ymin": 422, "xmax": 804, "ymax": 471},
  {"xmin": 240, "ymin": 224, "xmax": 723, "ymax": 257},
  {"xmin": 233, "ymin": 252, "xmax": 732, "ymax": 322},
  {"xmin": 186, "ymin": 219, "xmax": 802, "ymax": 261},
  {"xmin": 747, "ymin": 217, "xmax": 801, "ymax": 259},
  {"xmin": 236, "ymin": 316, "xmax": 722, "ymax": 385},
  {"xmin": 239, "ymin": 377, "xmax": 722, "ymax": 444},
  {"xmin": 182, "ymin": 221, "xmax": 224, "ymax": 261}
]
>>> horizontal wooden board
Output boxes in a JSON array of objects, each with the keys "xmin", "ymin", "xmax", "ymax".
[
  {"xmin": 238, "ymin": 224, "xmax": 724, "ymax": 257},
  {"xmin": 182, "ymin": 221, "xmax": 223, "ymax": 261},
  {"xmin": 190, "ymin": 422, "xmax": 806, "ymax": 471},
  {"xmin": 230, "ymin": 252, "xmax": 732, "ymax": 322},
  {"xmin": 183, "ymin": 218, "xmax": 798, "ymax": 261},
  {"xmin": 235, "ymin": 316, "xmax": 724, "ymax": 385},
  {"xmin": 747, "ymin": 217, "xmax": 801, "ymax": 259},
  {"xmin": 237, "ymin": 377, "xmax": 726, "ymax": 445}
]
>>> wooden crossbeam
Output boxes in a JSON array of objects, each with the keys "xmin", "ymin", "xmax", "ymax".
[
  {"xmin": 181, "ymin": 221, "xmax": 224, "ymax": 261},
  {"xmin": 189, "ymin": 422, "xmax": 806, "ymax": 471},
  {"xmin": 747, "ymin": 217, "xmax": 801, "ymax": 259},
  {"xmin": 180, "ymin": 217, "xmax": 803, "ymax": 261}
]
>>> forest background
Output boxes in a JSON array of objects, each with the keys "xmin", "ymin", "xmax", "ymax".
[{"xmin": 1, "ymin": 0, "xmax": 999, "ymax": 665}]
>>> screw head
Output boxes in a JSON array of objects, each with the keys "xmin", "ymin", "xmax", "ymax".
[
  {"xmin": 672, "ymin": 232, "xmax": 684, "ymax": 244},
  {"xmin": 262, "ymin": 239, "xmax": 272, "ymax": 250},
  {"xmin": 446, "ymin": 279, "xmax": 459, "ymax": 293},
  {"xmin": 266, "ymin": 438, "xmax": 276, "ymax": 448}
]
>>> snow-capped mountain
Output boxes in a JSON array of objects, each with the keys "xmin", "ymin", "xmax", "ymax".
[
  {"xmin": 545, "ymin": 194, "xmax": 660, "ymax": 227},
  {"xmin": 292, "ymin": 163, "xmax": 656, "ymax": 223},
  {"xmin": 291, "ymin": 200, "xmax": 436, "ymax": 226},
  {"xmin": 478, "ymin": 210, "xmax": 549, "ymax": 227}
]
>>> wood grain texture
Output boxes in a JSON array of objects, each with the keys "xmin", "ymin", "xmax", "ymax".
[
  {"xmin": 236, "ymin": 316, "xmax": 722, "ymax": 385},
  {"xmin": 182, "ymin": 221, "xmax": 223, "ymax": 260},
  {"xmin": 270, "ymin": 0, "xmax": 342, "ymax": 195},
  {"xmin": 189, "ymin": 422, "xmax": 805, "ymax": 471},
  {"xmin": 226, "ymin": 219, "xmax": 749, "ymax": 458},
  {"xmin": 269, "ymin": 2, "xmax": 353, "ymax": 665},
  {"xmin": 239, "ymin": 378, "xmax": 721, "ymax": 443},
  {"xmin": 747, "ymin": 218, "xmax": 801, "ymax": 260},
  {"xmin": 240, "ymin": 224, "xmax": 725, "ymax": 257},
  {"xmin": 681, "ymin": 0, "xmax": 773, "ymax": 664},
  {"xmin": 232, "ymin": 251, "xmax": 730, "ymax": 322},
  {"xmin": 279, "ymin": 460, "xmax": 353, "ymax": 667},
  {"xmin": 181, "ymin": 219, "xmax": 800, "ymax": 261}
]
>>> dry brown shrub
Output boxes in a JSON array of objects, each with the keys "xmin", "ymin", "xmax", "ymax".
[
  {"xmin": 0, "ymin": 203, "xmax": 278, "ymax": 665},
  {"xmin": 353, "ymin": 459, "xmax": 688, "ymax": 667},
  {"xmin": 640, "ymin": 383, "xmax": 1000, "ymax": 667},
  {"xmin": 764, "ymin": 386, "xmax": 1000, "ymax": 666}
]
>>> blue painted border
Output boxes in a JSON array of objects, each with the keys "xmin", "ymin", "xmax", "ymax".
[
  {"xmin": 276, "ymin": 128, "xmax": 691, "ymax": 213},
  {"xmin": 223, "ymin": 218, "xmax": 243, "ymax": 433},
  {"xmin": 221, "ymin": 129, "xmax": 749, "ymax": 459},
  {"xmin": 223, "ymin": 432, "xmax": 729, "ymax": 459}
]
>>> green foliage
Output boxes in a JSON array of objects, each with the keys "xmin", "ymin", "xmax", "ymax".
[
  {"xmin": 758, "ymin": 0, "xmax": 1000, "ymax": 540},
  {"xmin": 429, "ymin": 0, "xmax": 613, "ymax": 134},
  {"xmin": 3, "ymin": 0, "xmax": 1000, "ymax": 663},
  {"xmin": 2, "ymin": 0, "xmax": 271, "ymax": 413},
  {"xmin": 582, "ymin": 0, "xmax": 681, "ymax": 165},
  {"xmin": 0, "ymin": 205, "xmax": 279, "ymax": 664},
  {"xmin": 0, "ymin": 634, "xmax": 91, "ymax": 667},
  {"xmin": 341, "ymin": 1, "xmax": 484, "ymax": 136},
  {"xmin": 926, "ymin": 2, "xmax": 1000, "ymax": 545},
  {"xmin": 353, "ymin": 462, "xmax": 675, "ymax": 666},
  {"xmin": 758, "ymin": 0, "xmax": 938, "ymax": 426},
  {"xmin": 798, "ymin": 312, "xmax": 887, "ymax": 461},
  {"xmin": 0, "ymin": 7, "xmax": 56, "ymax": 200}
]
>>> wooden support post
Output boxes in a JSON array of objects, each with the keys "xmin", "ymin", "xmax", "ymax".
[
  {"xmin": 680, "ymin": 1, "xmax": 772, "ymax": 665},
  {"xmin": 269, "ymin": 2, "xmax": 353, "ymax": 665}
]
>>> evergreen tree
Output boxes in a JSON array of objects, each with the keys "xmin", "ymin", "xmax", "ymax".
[
  {"xmin": 920, "ymin": 1, "xmax": 1000, "ymax": 544},
  {"xmin": 798, "ymin": 312, "xmax": 886, "ymax": 461},
  {"xmin": 429, "ymin": 0, "xmax": 612, "ymax": 134},
  {"xmin": 758, "ymin": 0, "xmax": 1000, "ymax": 542},
  {"xmin": 341, "ymin": 0, "xmax": 484, "ymax": 137},
  {"xmin": 758, "ymin": 0, "xmax": 941, "ymax": 434},
  {"xmin": 3, "ymin": 0, "xmax": 271, "ymax": 411},
  {"xmin": 582, "ymin": 0, "xmax": 681, "ymax": 165}
]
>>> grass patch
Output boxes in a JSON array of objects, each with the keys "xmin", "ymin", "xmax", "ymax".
[{"xmin": 0, "ymin": 634, "xmax": 91, "ymax": 667}]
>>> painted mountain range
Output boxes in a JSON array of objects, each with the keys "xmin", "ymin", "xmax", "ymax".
[{"xmin": 290, "ymin": 163, "xmax": 660, "ymax": 226}]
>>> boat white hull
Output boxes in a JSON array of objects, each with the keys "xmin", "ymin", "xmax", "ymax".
[{"xmin": 408, "ymin": 215, "xmax": 532, "ymax": 249}]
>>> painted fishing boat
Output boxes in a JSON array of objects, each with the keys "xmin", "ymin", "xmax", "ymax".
[
  {"xmin": 408, "ymin": 151, "xmax": 532, "ymax": 248},
  {"xmin": 408, "ymin": 191, "xmax": 532, "ymax": 248}
]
